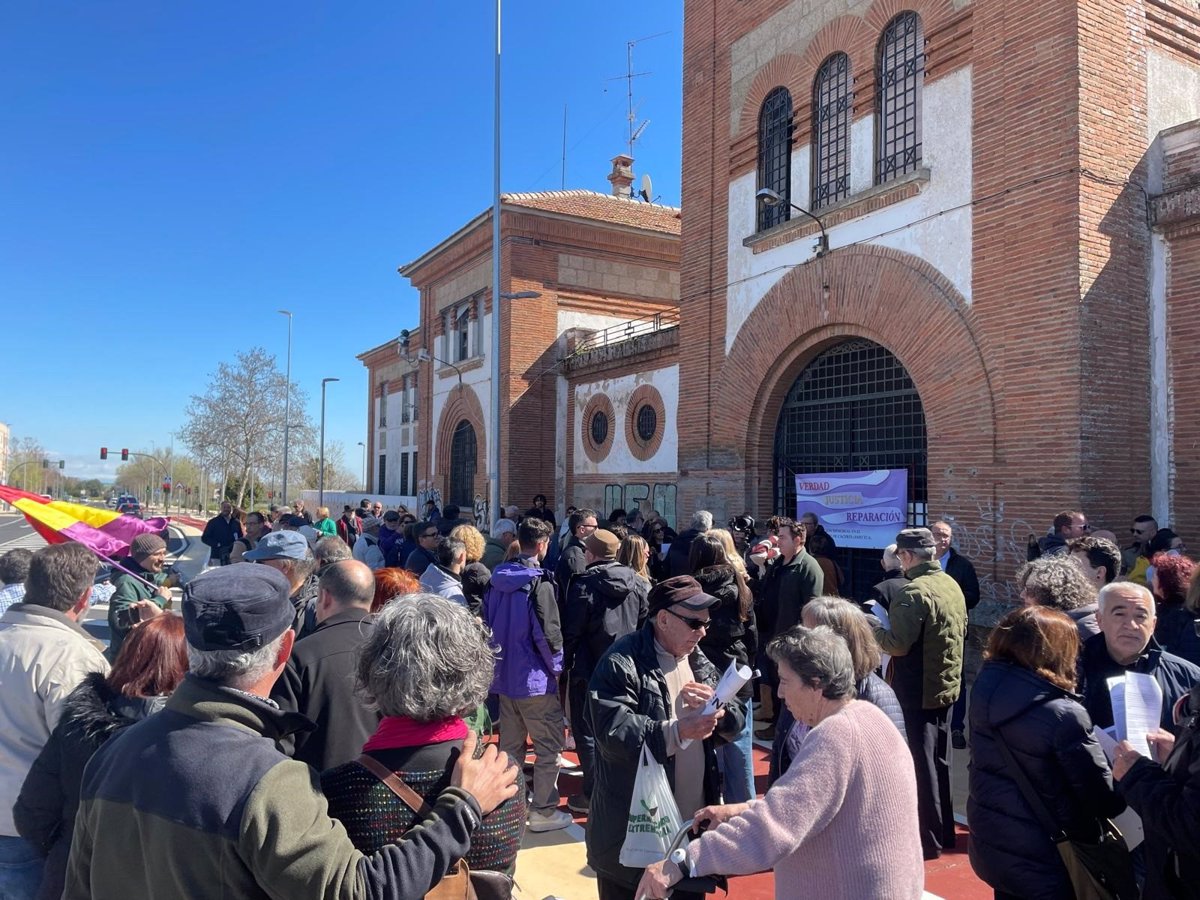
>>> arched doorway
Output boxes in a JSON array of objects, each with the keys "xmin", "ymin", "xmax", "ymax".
[
  {"xmin": 773, "ymin": 338, "xmax": 928, "ymax": 600},
  {"xmin": 449, "ymin": 420, "xmax": 477, "ymax": 509}
]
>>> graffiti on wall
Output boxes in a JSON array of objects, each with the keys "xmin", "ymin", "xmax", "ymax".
[
  {"xmin": 473, "ymin": 493, "xmax": 489, "ymax": 532},
  {"xmin": 600, "ymin": 482, "xmax": 678, "ymax": 530},
  {"xmin": 938, "ymin": 494, "xmax": 1036, "ymax": 620},
  {"xmin": 417, "ymin": 481, "xmax": 443, "ymax": 514}
]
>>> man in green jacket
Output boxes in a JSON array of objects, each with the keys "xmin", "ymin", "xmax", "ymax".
[
  {"xmin": 107, "ymin": 533, "xmax": 175, "ymax": 661},
  {"xmin": 873, "ymin": 526, "xmax": 966, "ymax": 861},
  {"xmin": 772, "ymin": 518, "xmax": 825, "ymax": 635},
  {"xmin": 65, "ymin": 563, "xmax": 519, "ymax": 900}
]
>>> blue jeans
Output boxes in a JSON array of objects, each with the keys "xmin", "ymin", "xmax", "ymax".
[
  {"xmin": 0, "ymin": 835, "xmax": 43, "ymax": 900},
  {"xmin": 717, "ymin": 703, "xmax": 755, "ymax": 803}
]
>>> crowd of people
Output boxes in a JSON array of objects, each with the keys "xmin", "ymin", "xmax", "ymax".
[{"xmin": 0, "ymin": 495, "xmax": 1199, "ymax": 899}]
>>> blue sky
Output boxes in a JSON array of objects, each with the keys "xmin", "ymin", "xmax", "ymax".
[{"xmin": 0, "ymin": 2, "xmax": 683, "ymax": 484}]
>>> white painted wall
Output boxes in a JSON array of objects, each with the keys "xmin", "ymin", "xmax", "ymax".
[
  {"xmin": 557, "ymin": 309, "xmax": 639, "ymax": 336},
  {"xmin": 725, "ymin": 66, "xmax": 974, "ymax": 353},
  {"xmin": 1147, "ymin": 50, "xmax": 1200, "ymax": 151},
  {"xmin": 572, "ymin": 365, "xmax": 679, "ymax": 476}
]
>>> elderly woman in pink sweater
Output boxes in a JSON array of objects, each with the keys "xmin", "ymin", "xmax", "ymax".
[{"xmin": 636, "ymin": 625, "xmax": 924, "ymax": 900}]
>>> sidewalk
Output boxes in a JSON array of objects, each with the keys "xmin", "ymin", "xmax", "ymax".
[{"xmin": 511, "ymin": 737, "xmax": 990, "ymax": 900}]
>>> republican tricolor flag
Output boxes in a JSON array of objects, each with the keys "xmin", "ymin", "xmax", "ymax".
[{"xmin": 0, "ymin": 486, "xmax": 169, "ymax": 560}]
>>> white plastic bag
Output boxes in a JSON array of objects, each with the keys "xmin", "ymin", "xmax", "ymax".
[{"xmin": 618, "ymin": 743, "xmax": 683, "ymax": 868}]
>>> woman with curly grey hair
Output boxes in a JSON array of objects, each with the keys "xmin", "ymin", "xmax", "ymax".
[
  {"xmin": 1016, "ymin": 555, "xmax": 1100, "ymax": 639},
  {"xmin": 321, "ymin": 594, "xmax": 526, "ymax": 878}
]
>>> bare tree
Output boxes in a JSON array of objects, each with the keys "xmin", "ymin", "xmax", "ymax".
[
  {"xmin": 181, "ymin": 348, "xmax": 314, "ymax": 508},
  {"xmin": 294, "ymin": 441, "xmax": 358, "ymax": 493},
  {"xmin": 5, "ymin": 436, "xmax": 50, "ymax": 493}
]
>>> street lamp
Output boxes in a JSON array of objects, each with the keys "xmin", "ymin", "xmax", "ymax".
[
  {"xmin": 755, "ymin": 188, "xmax": 830, "ymax": 256},
  {"xmin": 319, "ymin": 377, "xmax": 339, "ymax": 507},
  {"xmin": 278, "ymin": 309, "xmax": 293, "ymax": 505},
  {"xmin": 357, "ymin": 441, "xmax": 366, "ymax": 492}
]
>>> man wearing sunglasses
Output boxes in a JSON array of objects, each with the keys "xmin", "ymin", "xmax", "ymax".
[
  {"xmin": 586, "ymin": 576, "xmax": 746, "ymax": 900},
  {"xmin": 405, "ymin": 523, "xmax": 443, "ymax": 578}
]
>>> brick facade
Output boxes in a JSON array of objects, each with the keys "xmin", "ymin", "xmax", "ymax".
[
  {"xmin": 361, "ymin": 188, "xmax": 681, "ymax": 524},
  {"xmin": 680, "ymin": 0, "xmax": 1200, "ymax": 610}
]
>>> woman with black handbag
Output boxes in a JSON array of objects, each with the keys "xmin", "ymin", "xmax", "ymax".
[{"xmin": 967, "ymin": 605, "xmax": 1135, "ymax": 899}]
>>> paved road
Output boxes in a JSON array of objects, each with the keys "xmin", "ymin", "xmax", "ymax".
[{"xmin": 0, "ymin": 513, "xmax": 41, "ymax": 552}]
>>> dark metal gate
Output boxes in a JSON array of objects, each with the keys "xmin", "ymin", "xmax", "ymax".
[
  {"xmin": 449, "ymin": 421, "xmax": 477, "ymax": 509},
  {"xmin": 774, "ymin": 338, "xmax": 927, "ymax": 601}
]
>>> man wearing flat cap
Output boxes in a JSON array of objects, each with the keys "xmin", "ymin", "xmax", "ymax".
[
  {"xmin": 243, "ymin": 530, "xmax": 319, "ymax": 638},
  {"xmin": 873, "ymin": 526, "xmax": 967, "ymax": 860},
  {"xmin": 65, "ymin": 563, "xmax": 520, "ymax": 900},
  {"xmin": 562, "ymin": 528, "xmax": 649, "ymax": 813},
  {"xmin": 586, "ymin": 575, "xmax": 746, "ymax": 900}
]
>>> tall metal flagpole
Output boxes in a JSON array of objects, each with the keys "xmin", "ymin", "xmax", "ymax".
[
  {"xmin": 279, "ymin": 310, "xmax": 293, "ymax": 505},
  {"xmin": 488, "ymin": 0, "xmax": 503, "ymax": 532}
]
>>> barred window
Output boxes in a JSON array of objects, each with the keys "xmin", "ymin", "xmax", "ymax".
[
  {"xmin": 757, "ymin": 87, "xmax": 794, "ymax": 231},
  {"xmin": 811, "ymin": 53, "xmax": 852, "ymax": 210},
  {"xmin": 875, "ymin": 11, "xmax": 924, "ymax": 185}
]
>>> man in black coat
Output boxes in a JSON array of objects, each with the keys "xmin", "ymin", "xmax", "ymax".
[
  {"xmin": 931, "ymin": 521, "xmax": 981, "ymax": 750},
  {"xmin": 553, "ymin": 507, "xmax": 597, "ymax": 609},
  {"xmin": 666, "ymin": 510, "xmax": 713, "ymax": 578},
  {"xmin": 270, "ymin": 558, "xmax": 378, "ymax": 772},
  {"xmin": 586, "ymin": 576, "xmax": 744, "ymax": 899},
  {"xmin": 562, "ymin": 528, "xmax": 648, "ymax": 812},
  {"xmin": 201, "ymin": 501, "xmax": 244, "ymax": 566},
  {"xmin": 1079, "ymin": 582, "xmax": 1200, "ymax": 736}
]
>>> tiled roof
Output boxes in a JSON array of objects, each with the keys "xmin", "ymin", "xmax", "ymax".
[{"xmin": 501, "ymin": 190, "xmax": 681, "ymax": 235}]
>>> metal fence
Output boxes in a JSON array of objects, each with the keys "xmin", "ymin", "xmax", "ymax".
[{"xmin": 572, "ymin": 308, "xmax": 680, "ymax": 354}]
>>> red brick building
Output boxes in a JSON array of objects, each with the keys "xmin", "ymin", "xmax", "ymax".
[
  {"xmin": 675, "ymin": 0, "xmax": 1200, "ymax": 605},
  {"xmin": 359, "ymin": 162, "xmax": 681, "ymax": 526}
]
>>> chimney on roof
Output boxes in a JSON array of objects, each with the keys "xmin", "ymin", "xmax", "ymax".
[{"xmin": 607, "ymin": 154, "xmax": 635, "ymax": 199}]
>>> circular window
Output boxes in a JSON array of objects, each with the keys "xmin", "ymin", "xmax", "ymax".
[
  {"xmin": 625, "ymin": 383, "xmax": 666, "ymax": 461},
  {"xmin": 581, "ymin": 393, "xmax": 615, "ymax": 463},
  {"xmin": 636, "ymin": 405, "xmax": 657, "ymax": 442},
  {"xmin": 590, "ymin": 411, "xmax": 609, "ymax": 446}
]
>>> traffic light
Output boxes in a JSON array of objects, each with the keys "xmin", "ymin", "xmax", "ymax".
[
  {"xmin": 100, "ymin": 447, "xmax": 108, "ymax": 460},
  {"xmin": 41, "ymin": 459, "xmax": 48, "ymax": 469},
  {"xmin": 58, "ymin": 460, "xmax": 64, "ymax": 469},
  {"xmin": 121, "ymin": 449, "xmax": 129, "ymax": 462}
]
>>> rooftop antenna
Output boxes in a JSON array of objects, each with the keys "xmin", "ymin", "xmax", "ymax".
[{"xmin": 606, "ymin": 31, "xmax": 668, "ymax": 158}]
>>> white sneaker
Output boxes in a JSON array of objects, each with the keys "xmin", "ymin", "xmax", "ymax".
[{"xmin": 527, "ymin": 808, "xmax": 573, "ymax": 833}]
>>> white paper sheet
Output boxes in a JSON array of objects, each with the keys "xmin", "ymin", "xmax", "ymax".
[
  {"xmin": 1123, "ymin": 671, "xmax": 1163, "ymax": 757},
  {"xmin": 1113, "ymin": 807, "xmax": 1145, "ymax": 850},
  {"xmin": 870, "ymin": 601, "xmax": 892, "ymax": 679},
  {"xmin": 1107, "ymin": 676, "xmax": 1128, "ymax": 741},
  {"xmin": 679, "ymin": 660, "xmax": 752, "ymax": 749}
]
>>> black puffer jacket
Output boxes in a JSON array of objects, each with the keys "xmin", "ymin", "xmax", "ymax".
[
  {"xmin": 461, "ymin": 561, "xmax": 491, "ymax": 618},
  {"xmin": 1118, "ymin": 681, "xmax": 1200, "ymax": 899},
  {"xmin": 13, "ymin": 672, "xmax": 165, "ymax": 900},
  {"xmin": 562, "ymin": 561, "xmax": 649, "ymax": 679},
  {"xmin": 967, "ymin": 661, "xmax": 1124, "ymax": 900},
  {"xmin": 694, "ymin": 565, "xmax": 757, "ymax": 699},
  {"xmin": 768, "ymin": 674, "xmax": 905, "ymax": 784},
  {"xmin": 585, "ymin": 624, "xmax": 744, "ymax": 888}
]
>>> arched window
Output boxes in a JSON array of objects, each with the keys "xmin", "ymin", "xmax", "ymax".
[
  {"xmin": 875, "ymin": 11, "xmax": 924, "ymax": 185},
  {"xmin": 811, "ymin": 53, "xmax": 852, "ymax": 209},
  {"xmin": 757, "ymin": 87, "xmax": 794, "ymax": 231}
]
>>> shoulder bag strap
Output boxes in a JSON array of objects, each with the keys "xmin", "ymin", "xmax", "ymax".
[
  {"xmin": 992, "ymin": 730, "xmax": 1069, "ymax": 842},
  {"xmin": 356, "ymin": 754, "xmax": 434, "ymax": 817}
]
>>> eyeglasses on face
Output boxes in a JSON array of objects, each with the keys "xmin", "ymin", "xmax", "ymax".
[
  {"xmin": 663, "ymin": 606, "xmax": 710, "ymax": 631},
  {"xmin": 421, "ymin": 530, "xmax": 439, "ymax": 539}
]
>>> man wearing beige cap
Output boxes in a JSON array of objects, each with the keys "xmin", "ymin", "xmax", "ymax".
[{"xmin": 561, "ymin": 528, "xmax": 649, "ymax": 813}]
